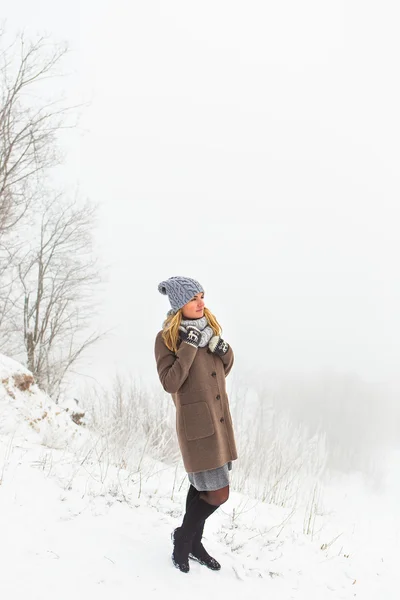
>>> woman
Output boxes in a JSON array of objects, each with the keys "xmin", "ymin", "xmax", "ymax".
[{"xmin": 154, "ymin": 276, "xmax": 238, "ymax": 574}]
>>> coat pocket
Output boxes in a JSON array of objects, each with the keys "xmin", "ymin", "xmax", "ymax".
[{"xmin": 182, "ymin": 401, "xmax": 215, "ymax": 441}]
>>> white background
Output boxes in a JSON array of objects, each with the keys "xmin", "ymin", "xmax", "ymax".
[{"xmin": 3, "ymin": 1, "xmax": 400, "ymax": 390}]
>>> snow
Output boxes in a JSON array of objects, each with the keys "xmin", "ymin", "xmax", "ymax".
[{"xmin": 0, "ymin": 353, "xmax": 398, "ymax": 599}]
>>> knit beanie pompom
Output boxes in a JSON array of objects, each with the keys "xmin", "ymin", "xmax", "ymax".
[{"xmin": 158, "ymin": 282, "xmax": 169, "ymax": 295}]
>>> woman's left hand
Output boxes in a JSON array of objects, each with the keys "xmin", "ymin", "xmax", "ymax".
[{"xmin": 208, "ymin": 335, "xmax": 230, "ymax": 356}]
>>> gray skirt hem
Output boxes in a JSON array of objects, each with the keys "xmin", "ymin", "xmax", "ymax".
[{"xmin": 188, "ymin": 461, "xmax": 233, "ymax": 492}]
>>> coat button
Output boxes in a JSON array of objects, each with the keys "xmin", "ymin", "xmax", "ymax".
[
  {"xmin": 207, "ymin": 349, "xmax": 211, "ymax": 354},
  {"xmin": 216, "ymin": 395, "xmax": 221, "ymax": 400},
  {"xmin": 211, "ymin": 371, "xmax": 216, "ymax": 377},
  {"xmin": 220, "ymin": 417, "xmax": 225, "ymax": 423}
]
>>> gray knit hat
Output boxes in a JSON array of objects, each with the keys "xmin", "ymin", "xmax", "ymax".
[{"xmin": 158, "ymin": 276, "xmax": 204, "ymax": 313}]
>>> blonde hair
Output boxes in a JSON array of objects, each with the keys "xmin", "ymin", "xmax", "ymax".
[{"xmin": 162, "ymin": 307, "xmax": 222, "ymax": 353}]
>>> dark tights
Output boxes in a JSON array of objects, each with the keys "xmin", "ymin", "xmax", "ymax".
[{"xmin": 186, "ymin": 484, "xmax": 230, "ymax": 509}]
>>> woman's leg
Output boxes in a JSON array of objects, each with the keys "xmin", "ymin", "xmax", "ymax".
[
  {"xmin": 172, "ymin": 485, "xmax": 230, "ymax": 572},
  {"xmin": 172, "ymin": 488, "xmax": 222, "ymax": 572},
  {"xmin": 188, "ymin": 486, "xmax": 229, "ymax": 570}
]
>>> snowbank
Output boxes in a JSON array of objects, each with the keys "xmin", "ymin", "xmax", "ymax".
[{"xmin": 0, "ymin": 353, "xmax": 87, "ymax": 449}]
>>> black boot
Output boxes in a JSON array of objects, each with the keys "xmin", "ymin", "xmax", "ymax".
[
  {"xmin": 170, "ymin": 485, "xmax": 200, "ymax": 573},
  {"xmin": 185, "ymin": 486, "xmax": 221, "ymax": 570},
  {"xmin": 186, "ymin": 484, "xmax": 198, "ymax": 511},
  {"xmin": 189, "ymin": 519, "xmax": 221, "ymax": 571},
  {"xmin": 171, "ymin": 527, "xmax": 193, "ymax": 573},
  {"xmin": 171, "ymin": 494, "xmax": 218, "ymax": 573}
]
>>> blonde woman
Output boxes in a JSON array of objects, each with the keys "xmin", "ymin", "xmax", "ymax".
[{"xmin": 154, "ymin": 276, "xmax": 238, "ymax": 573}]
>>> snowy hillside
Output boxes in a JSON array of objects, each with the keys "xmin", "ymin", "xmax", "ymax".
[{"xmin": 0, "ymin": 353, "xmax": 397, "ymax": 599}]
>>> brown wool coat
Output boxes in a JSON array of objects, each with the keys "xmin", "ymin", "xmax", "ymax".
[{"xmin": 154, "ymin": 331, "xmax": 238, "ymax": 473}]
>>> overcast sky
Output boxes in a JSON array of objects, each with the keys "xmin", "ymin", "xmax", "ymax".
[{"xmin": 3, "ymin": 1, "xmax": 400, "ymax": 392}]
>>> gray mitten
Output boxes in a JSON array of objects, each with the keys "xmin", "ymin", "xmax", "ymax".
[
  {"xmin": 179, "ymin": 325, "xmax": 202, "ymax": 348},
  {"xmin": 208, "ymin": 335, "xmax": 229, "ymax": 356}
]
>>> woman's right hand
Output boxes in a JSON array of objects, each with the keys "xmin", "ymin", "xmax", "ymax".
[
  {"xmin": 179, "ymin": 325, "xmax": 202, "ymax": 348},
  {"xmin": 208, "ymin": 335, "xmax": 230, "ymax": 356}
]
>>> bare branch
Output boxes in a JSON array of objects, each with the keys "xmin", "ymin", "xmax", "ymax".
[{"xmin": 0, "ymin": 30, "xmax": 70, "ymax": 238}]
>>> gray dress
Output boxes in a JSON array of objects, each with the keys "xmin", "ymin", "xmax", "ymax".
[{"xmin": 188, "ymin": 461, "xmax": 232, "ymax": 491}]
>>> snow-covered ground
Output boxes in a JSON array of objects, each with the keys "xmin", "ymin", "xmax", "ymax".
[{"xmin": 0, "ymin": 354, "xmax": 398, "ymax": 599}]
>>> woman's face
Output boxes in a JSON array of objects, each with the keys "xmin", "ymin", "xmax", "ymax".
[{"xmin": 181, "ymin": 292, "xmax": 205, "ymax": 319}]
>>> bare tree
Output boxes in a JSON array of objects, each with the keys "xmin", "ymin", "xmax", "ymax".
[
  {"xmin": 0, "ymin": 30, "xmax": 68, "ymax": 239},
  {"xmin": 8, "ymin": 193, "xmax": 103, "ymax": 399},
  {"xmin": 0, "ymin": 30, "xmax": 70, "ymax": 351},
  {"xmin": 0, "ymin": 31, "xmax": 103, "ymax": 398}
]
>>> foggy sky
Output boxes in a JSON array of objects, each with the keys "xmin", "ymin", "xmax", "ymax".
[{"xmin": 3, "ymin": 1, "xmax": 400, "ymax": 392}]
